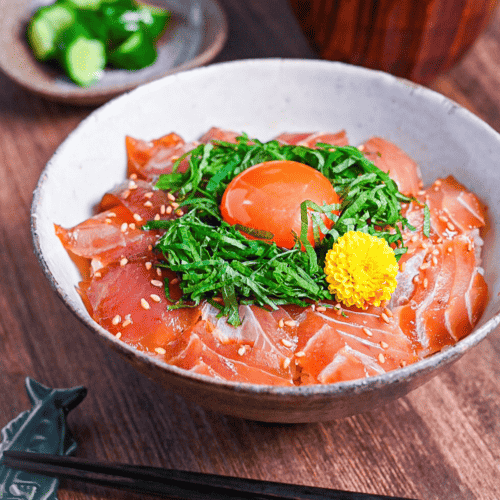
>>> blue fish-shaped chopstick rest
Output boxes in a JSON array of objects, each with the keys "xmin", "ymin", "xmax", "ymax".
[{"xmin": 0, "ymin": 377, "xmax": 87, "ymax": 500}]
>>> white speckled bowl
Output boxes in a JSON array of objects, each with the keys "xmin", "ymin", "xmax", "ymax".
[{"xmin": 31, "ymin": 59, "xmax": 500, "ymax": 422}]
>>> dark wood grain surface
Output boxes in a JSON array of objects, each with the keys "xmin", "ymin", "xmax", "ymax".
[{"xmin": 1, "ymin": 1, "xmax": 499, "ymax": 499}]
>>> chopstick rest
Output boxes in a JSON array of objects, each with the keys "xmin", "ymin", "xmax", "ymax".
[
  {"xmin": 0, "ymin": 377, "xmax": 87, "ymax": 500},
  {"xmin": 2, "ymin": 450, "xmax": 419, "ymax": 500}
]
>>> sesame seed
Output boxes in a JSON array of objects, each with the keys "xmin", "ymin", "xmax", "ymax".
[
  {"xmin": 120, "ymin": 222, "xmax": 128, "ymax": 232},
  {"xmin": 423, "ymin": 278, "xmax": 428, "ymax": 289},
  {"xmin": 447, "ymin": 246, "xmax": 453, "ymax": 253},
  {"xmin": 447, "ymin": 222, "xmax": 455, "ymax": 231},
  {"xmin": 155, "ymin": 347, "xmax": 166, "ymax": 355},
  {"xmin": 160, "ymin": 205, "xmax": 166, "ymax": 214},
  {"xmin": 278, "ymin": 319, "xmax": 284, "ymax": 328},
  {"xmin": 148, "ymin": 245, "xmax": 153, "ymax": 251},
  {"xmin": 295, "ymin": 351, "xmax": 306, "ymax": 358},
  {"xmin": 420, "ymin": 262, "xmax": 430, "ymax": 270},
  {"xmin": 284, "ymin": 320, "xmax": 297, "ymax": 327},
  {"xmin": 281, "ymin": 339, "xmax": 293, "ymax": 347},
  {"xmin": 381, "ymin": 312, "xmax": 391, "ymax": 324},
  {"xmin": 166, "ymin": 206, "xmax": 173, "ymax": 214},
  {"xmin": 121, "ymin": 189, "xmax": 130, "ymax": 199},
  {"xmin": 438, "ymin": 215, "xmax": 449, "ymax": 223},
  {"xmin": 122, "ymin": 319, "xmax": 131, "ymax": 327},
  {"xmin": 170, "ymin": 277, "xmax": 179, "ymax": 285},
  {"xmin": 432, "ymin": 256, "xmax": 438, "ymax": 266},
  {"xmin": 335, "ymin": 307, "xmax": 342, "ymax": 316},
  {"xmin": 145, "ymin": 262, "xmax": 152, "ymax": 270},
  {"xmin": 421, "ymin": 242, "xmax": 428, "ymax": 249},
  {"xmin": 144, "ymin": 201, "xmax": 153, "ymax": 208},
  {"xmin": 432, "ymin": 249, "xmax": 440, "ymax": 255},
  {"xmin": 141, "ymin": 298, "xmax": 150, "ymax": 310},
  {"xmin": 133, "ymin": 213, "xmax": 142, "ymax": 222},
  {"xmin": 434, "ymin": 186, "xmax": 440, "ymax": 191},
  {"xmin": 144, "ymin": 192, "xmax": 154, "ymax": 198},
  {"xmin": 467, "ymin": 240, "xmax": 473, "ymax": 252},
  {"xmin": 116, "ymin": 332, "xmax": 122, "ymax": 339},
  {"xmin": 434, "ymin": 179, "xmax": 442, "ymax": 186},
  {"xmin": 418, "ymin": 190, "xmax": 426, "ymax": 196},
  {"xmin": 400, "ymin": 360, "xmax": 407, "ymax": 367},
  {"xmin": 151, "ymin": 279, "xmax": 163, "ymax": 287},
  {"xmin": 167, "ymin": 193, "xmax": 176, "ymax": 201},
  {"xmin": 414, "ymin": 276, "xmax": 420, "ymax": 284},
  {"xmin": 380, "ymin": 341, "xmax": 389, "ymax": 349},
  {"xmin": 128, "ymin": 181, "xmax": 138, "ymax": 190},
  {"xmin": 311, "ymin": 304, "xmax": 316, "ymax": 311},
  {"xmin": 358, "ymin": 145, "xmax": 365, "ymax": 151},
  {"xmin": 120, "ymin": 257, "xmax": 128, "ymax": 267},
  {"xmin": 129, "ymin": 173, "xmax": 138, "ymax": 180},
  {"xmin": 400, "ymin": 262, "xmax": 406, "ymax": 272},
  {"xmin": 112, "ymin": 315, "xmax": 121, "ymax": 325},
  {"xmin": 175, "ymin": 209, "xmax": 184, "ymax": 216},
  {"xmin": 171, "ymin": 202, "xmax": 179, "ymax": 209},
  {"xmin": 316, "ymin": 306, "xmax": 327, "ymax": 312},
  {"xmin": 154, "ymin": 214, "xmax": 160, "ymax": 220},
  {"xmin": 238, "ymin": 346, "xmax": 246, "ymax": 356},
  {"xmin": 363, "ymin": 327, "xmax": 373, "ymax": 337},
  {"xmin": 105, "ymin": 218, "xmax": 113, "ymax": 224},
  {"xmin": 411, "ymin": 235, "xmax": 418, "ymax": 242},
  {"xmin": 129, "ymin": 223, "xmax": 136, "ymax": 230},
  {"xmin": 378, "ymin": 353, "xmax": 386, "ymax": 363},
  {"xmin": 150, "ymin": 294, "xmax": 161, "ymax": 303},
  {"xmin": 383, "ymin": 307, "xmax": 393, "ymax": 318},
  {"xmin": 283, "ymin": 358, "xmax": 291, "ymax": 369}
]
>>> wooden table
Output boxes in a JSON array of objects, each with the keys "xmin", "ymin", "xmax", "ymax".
[{"xmin": 1, "ymin": 1, "xmax": 499, "ymax": 499}]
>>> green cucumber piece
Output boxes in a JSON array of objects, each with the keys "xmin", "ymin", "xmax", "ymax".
[
  {"xmin": 102, "ymin": 6, "xmax": 142, "ymax": 46},
  {"xmin": 108, "ymin": 29, "xmax": 156, "ymax": 69},
  {"xmin": 26, "ymin": 3, "xmax": 76, "ymax": 61},
  {"xmin": 64, "ymin": 0, "xmax": 102, "ymax": 10},
  {"xmin": 60, "ymin": 27, "xmax": 106, "ymax": 85},
  {"xmin": 137, "ymin": 4, "xmax": 171, "ymax": 40}
]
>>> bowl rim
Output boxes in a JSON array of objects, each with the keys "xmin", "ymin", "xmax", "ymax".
[{"xmin": 31, "ymin": 57, "xmax": 500, "ymax": 398}]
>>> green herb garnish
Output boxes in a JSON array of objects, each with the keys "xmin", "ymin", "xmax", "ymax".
[{"xmin": 146, "ymin": 136, "xmax": 423, "ymax": 325}]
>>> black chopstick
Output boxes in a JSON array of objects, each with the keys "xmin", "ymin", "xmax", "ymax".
[{"xmin": 2, "ymin": 450, "xmax": 418, "ymax": 500}]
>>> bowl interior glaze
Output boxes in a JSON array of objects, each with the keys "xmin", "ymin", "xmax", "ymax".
[{"xmin": 31, "ymin": 59, "xmax": 500, "ymax": 422}]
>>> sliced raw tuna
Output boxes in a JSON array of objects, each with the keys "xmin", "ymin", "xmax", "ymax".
[
  {"xmin": 164, "ymin": 320, "xmax": 294, "ymax": 385},
  {"xmin": 199, "ymin": 127, "xmax": 241, "ymax": 143},
  {"xmin": 274, "ymin": 130, "xmax": 349, "ymax": 147},
  {"xmin": 360, "ymin": 137, "xmax": 422, "ymax": 196},
  {"xmin": 199, "ymin": 303, "xmax": 297, "ymax": 381},
  {"xmin": 98, "ymin": 179, "xmax": 183, "ymax": 224},
  {"xmin": 126, "ymin": 133, "xmax": 198, "ymax": 181},
  {"xmin": 293, "ymin": 305, "xmax": 418, "ymax": 384},
  {"xmin": 79, "ymin": 257, "xmax": 200, "ymax": 346},
  {"xmin": 54, "ymin": 206, "xmax": 159, "ymax": 276},
  {"xmin": 392, "ymin": 236, "xmax": 488, "ymax": 355}
]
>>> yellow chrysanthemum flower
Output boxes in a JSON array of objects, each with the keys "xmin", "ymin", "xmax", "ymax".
[{"xmin": 324, "ymin": 231, "xmax": 398, "ymax": 309}]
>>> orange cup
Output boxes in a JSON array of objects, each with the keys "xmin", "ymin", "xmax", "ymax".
[{"xmin": 289, "ymin": 0, "xmax": 498, "ymax": 84}]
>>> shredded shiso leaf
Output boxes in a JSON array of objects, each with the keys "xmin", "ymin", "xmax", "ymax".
[{"xmin": 144, "ymin": 135, "xmax": 423, "ymax": 325}]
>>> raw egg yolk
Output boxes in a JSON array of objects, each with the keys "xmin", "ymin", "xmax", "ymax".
[{"xmin": 220, "ymin": 160, "xmax": 340, "ymax": 249}]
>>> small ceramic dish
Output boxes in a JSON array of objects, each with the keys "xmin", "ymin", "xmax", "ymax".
[
  {"xmin": 31, "ymin": 59, "xmax": 500, "ymax": 422},
  {"xmin": 0, "ymin": 0, "xmax": 227, "ymax": 106}
]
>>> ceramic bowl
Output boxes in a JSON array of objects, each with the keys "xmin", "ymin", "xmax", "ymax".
[
  {"xmin": 0, "ymin": 0, "xmax": 227, "ymax": 106},
  {"xmin": 31, "ymin": 59, "xmax": 500, "ymax": 422}
]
